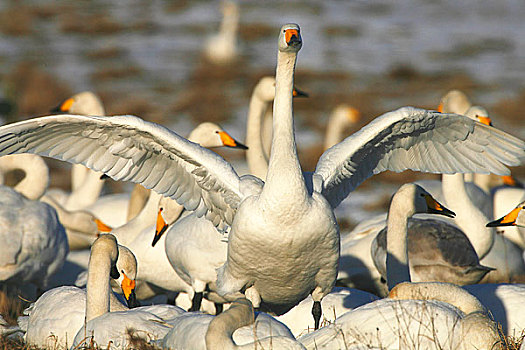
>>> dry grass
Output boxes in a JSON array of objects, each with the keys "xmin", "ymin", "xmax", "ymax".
[{"xmin": 0, "ymin": 289, "xmax": 26, "ymax": 326}]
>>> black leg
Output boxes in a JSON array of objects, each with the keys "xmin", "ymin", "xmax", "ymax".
[
  {"xmin": 189, "ymin": 292, "xmax": 203, "ymax": 312},
  {"xmin": 312, "ymin": 300, "xmax": 322, "ymax": 330},
  {"xmin": 214, "ymin": 303, "xmax": 223, "ymax": 315}
]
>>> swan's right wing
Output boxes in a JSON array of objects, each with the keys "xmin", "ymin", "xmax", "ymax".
[
  {"xmin": 315, "ymin": 107, "xmax": 525, "ymax": 209},
  {"xmin": 0, "ymin": 114, "xmax": 243, "ymax": 230}
]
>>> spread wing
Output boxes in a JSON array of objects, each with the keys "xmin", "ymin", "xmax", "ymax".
[
  {"xmin": 0, "ymin": 114, "xmax": 243, "ymax": 229},
  {"xmin": 314, "ymin": 107, "xmax": 525, "ymax": 208}
]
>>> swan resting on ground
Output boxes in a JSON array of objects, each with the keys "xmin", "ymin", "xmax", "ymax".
[
  {"xmin": 19, "ymin": 236, "xmax": 137, "ymax": 349},
  {"xmin": 299, "ymin": 282, "xmax": 501, "ymax": 350},
  {"xmin": 0, "ymin": 23, "xmax": 522, "ymax": 330}
]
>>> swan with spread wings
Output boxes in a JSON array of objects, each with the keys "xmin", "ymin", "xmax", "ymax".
[{"xmin": 0, "ymin": 24, "xmax": 523, "ymax": 329}]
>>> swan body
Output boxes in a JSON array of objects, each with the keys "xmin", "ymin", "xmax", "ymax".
[
  {"xmin": 110, "ymin": 122, "xmax": 246, "ymax": 303},
  {"xmin": 0, "ymin": 24, "xmax": 521, "ymax": 329},
  {"xmin": 0, "ymin": 185, "xmax": 68, "ymax": 289},
  {"xmin": 372, "ymin": 218, "xmax": 494, "ymax": 286},
  {"xmin": 276, "ymin": 287, "xmax": 379, "ymax": 338},
  {"xmin": 162, "ymin": 298, "xmax": 302, "ymax": 350},
  {"xmin": 464, "ymin": 283, "xmax": 525, "ymax": 337},
  {"xmin": 299, "ymin": 282, "xmax": 499, "ymax": 350},
  {"xmin": 20, "ymin": 237, "xmax": 136, "ymax": 349}
]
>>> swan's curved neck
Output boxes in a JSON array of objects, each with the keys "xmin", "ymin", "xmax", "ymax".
[
  {"xmin": 385, "ymin": 194, "xmax": 412, "ymax": 290},
  {"xmin": 262, "ymin": 50, "xmax": 308, "ymax": 204},
  {"xmin": 0, "ymin": 154, "xmax": 49, "ymax": 200},
  {"xmin": 86, "ymin": 245, "xmax": 113, "ymax": 322},
  {"xmin": 245, "ymin": 92, "xmax": 269, "ymax": 180},
  {"xmin": 442, "ymin": 173, "xmax": 494, "ymax": 258},
  {"xmin": 389, "ymin": 282, "xmax": 486, "ymax": 315},
  {"xmin": 114, "ymin": 191, "xmax": 163, "ymax": 245},
  {"xmin": 65, "ymin": 168, "xmax": 105, "ymax": 210},
  {"xmin": 324, "ymin": 113, "xmax": 347, "ymax": 150},
  {"xmin": 205, "ymin": 299, "xmax": 253, "ymax": 350},
  {"xmin": 220, "ymin": 6, "xmax": 238, "ymax": 40}
]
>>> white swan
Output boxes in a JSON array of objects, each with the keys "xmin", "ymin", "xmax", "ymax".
[
  {"xmin": 20, "ymin": 236, "xmax": 137, "ymax": 349},
  {"xmin": 276, "ymin": 287, "xmax": 378, "ymax": 338},
  {"xmin": 0, "ymin": 157, "xmax": 68, "ymax": 290},
  {"xmin": 158, "ymin": 75, "xmax": 308, "ymax": 313},
  {"xmin": 48, "ymin": 91, "xmax": 107, "ymax": 207},
  {"xmin": 492, "ymin": 182, "xmax": 525, "ymax": 248},
  {"xmin": 299, "ymin": 282, "xmax": 500, "ymax": 350},
  {"xmin": 370, "ymin": 183, "xmax": 493, "ymax": 289},
  {"xmin": 204, "ymin": 0, "xmax": 239, "ymax": 65},
  {"xmin": 0, "ymin": 23, "xmax": 522, "ymax": 330},
  {"xmin": 68, "ymin": 235, "xmax": 184, "ymax": 350},
  {"xmin": 161, "ymin": 298, "xmax": 302, "ymax": 350},
  {"xmin": 323, "ymin": 104, "xmax": 361, "ymax": 150},
  {"xmin": 110, "ymin": 122, "xmax": 246, "ymax": 306}
]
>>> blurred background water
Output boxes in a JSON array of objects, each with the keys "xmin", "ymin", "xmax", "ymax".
[{"xmin": 0, "ymin": 0, "xmax": 523, "ymax": 226}]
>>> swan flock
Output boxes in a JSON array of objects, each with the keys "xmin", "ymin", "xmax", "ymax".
[{"xmin": 0, "ymin": 22, "xmax": 524, "ymax": 348}]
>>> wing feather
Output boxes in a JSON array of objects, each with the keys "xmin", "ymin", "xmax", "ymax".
[
  {"xmin": 0, "ymin": 114, "xmax": 243, "ymax": 229},
  {"xmin": 315, "ymin": 107, "xmax": 525, "ymax": 208}
]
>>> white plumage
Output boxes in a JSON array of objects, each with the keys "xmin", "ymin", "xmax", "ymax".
[{"xmin": 0, "ymin": 24, "xmax": 521, "ymax": 329}]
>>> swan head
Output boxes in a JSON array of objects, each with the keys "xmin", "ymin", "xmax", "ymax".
[
  {"xmin": 188, "ymin": 122, "xmax": 248, "ymax": 149},
  {"xmin": 331, "ymin": 104, "xmax": 361, "ymax": 125},
  {"xmin": 278, "ymin": 23, "xmax": 302, "ymax": 53},
  {"xmin": 395, "ymin": 184, "xmax": 455, "ymax": 218},
  {"xmin": 486, "ymin": 200, "xmax": 525, "ymax": 228},
  {"xmin": 465, "ymin": 106, "xmax": 492, "ymax": 126},
  {"xmin": 115, "ymin": 245, "xmax": 139, "ymax": 308},
  {"xmin": 51, "ymin": 91, "xmax": 105, "ymax": 116},
  {"xmin": 255, "ymin": 76, "xmax": 308, "ymax": 102},
  {"xmin": 437, "ymin": 89, "xmax": 470, "ymax": 114}
]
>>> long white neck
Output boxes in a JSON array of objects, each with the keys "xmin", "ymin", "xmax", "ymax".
[
  {"xmin": 86, "ymin": 244, "xmax": 113, "ymax": 322},
  {"xmin": 65, "ymin": 169, "xmax": 105, "ymax": 211},
  {"xmin": 0, "ymin": 154, "xmax": 49, "ymax": 200},
  {"xmin": 324, "ymin": 112, "xmax": 348, "ymax": 150},
  {"xmin": 385, "ymin": 194, "xmax": 412, "ymax": 290},
  {"xmin": 442, "ymin": 174, "xmax": 494, "ymax": 259},
  {"xmin": 245, "ymin": 92, "xmax": 269, "ymax": 180},
  {"xmin": 261, "ymin": 50, "xmax": 308, "ymax": 204},
  {"xmin": 112, "ymin": 191, "xmax": 163, "ymax": 245},
  {"xmin": 473, "ymin": 173, "xmax": 492, "ymax": 194},
  {"xmin": 220, "ymin": 3, "xmax": 238, "ymax": 43},
  {"xmin": 205, "ymin": 298, "xmax": 254, "ymax": 350},
  {"xmin": 261, "ymin": 108, "xmax": 273, "ymax": 160}
]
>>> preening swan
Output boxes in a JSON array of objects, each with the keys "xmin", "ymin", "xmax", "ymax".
[{"xmin": 0, "ymin": 24, "xmax": 522, "ymax": 331}]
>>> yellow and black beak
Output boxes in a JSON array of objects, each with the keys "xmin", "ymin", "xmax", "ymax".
[
  {"xmin": 121, "ymin": 272, "xmax": 138, "ymax": 308},
  {"xmin": 436, "ymin": 102, "xmax": 443, "ymax": 113},
  {"xmin": 218, "ymin": 131, "xmax": 248, "ymax": 150},
  {"xmin": 50, "ymin": 97, "xmax": 74, "ymax": 113},
  {"xmin": 425, "ymin": 195, "xmax": 455, "ymax": 218},
  {"xmin": 292, "ymin": 87, "xmax": 308, "ymax": 98},
  {"xmin": 476, "ymin": 115, "xmax": 493, "ymax": 127},
  {"xmin": 95, "ymin": 219, "xmax": 112, "ymax": 234},
  {"xmin": 285, "ymin": 28, "xmax": 301, "ymax": 46},
  {"xmin": 487, "ymin": 206, "xmax": 523, "ymax": 227},
  {"xmin": 152, "ymin": 208, "xmax": 168, "ymax": 247}
]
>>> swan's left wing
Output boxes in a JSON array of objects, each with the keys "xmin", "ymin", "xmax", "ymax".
[
  {"xmin": 314, "ymin": 107, "xmax": 525, "ymax": 209},
  {"xmin": 0, "ymin": 114, "xmax": 243, "ymax": 230}
]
